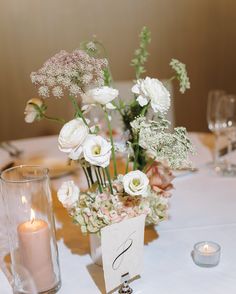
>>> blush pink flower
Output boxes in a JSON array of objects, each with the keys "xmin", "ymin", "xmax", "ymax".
[{"xmin": 146, "ymin": 162, "xmax": 174, "ymax": 197}]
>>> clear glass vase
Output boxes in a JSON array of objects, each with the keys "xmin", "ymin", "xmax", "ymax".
[{"xmin": 1, "ymin": 165, "xmax": 61, "ymax": 294}]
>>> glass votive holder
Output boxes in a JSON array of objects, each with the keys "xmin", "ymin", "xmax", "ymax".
[
  {"xmin": 193, "ymin": 241, "xmax": 221, "ymax": 267},
  {"xmin": 1, "ymin": 165, "xmax": 61, "ymax": 294}
]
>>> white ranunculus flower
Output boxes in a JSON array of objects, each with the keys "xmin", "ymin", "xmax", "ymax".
[
  {"xmin": 57, "ymin": 180, "xmax": 80, "ymax": 209},
  {"xmin": 24, "ymin": 98, "xmax": 44, "ymax": 123},
  {"xmin": 83, "ymin": 135, "xmax": 112, "ymax": 168},
  {"xmin": 82, "ymin": 86, "xmax": 119, "ymax": 109},
  {"xmin": 123, "ymin": 170, "xmax": 149, "ymax": 197},
  {"xmin": 132, "ymin": 77, "xmax": 170, "ymax": 114},
  {"xmin": 58, "ymin": 118, "xmax": 89, "ymax": 159}
]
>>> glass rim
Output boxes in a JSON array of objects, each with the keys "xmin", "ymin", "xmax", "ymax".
[
  {"xmin": 0, "ymin": 165, "xmax": 49, "ymax": 183},
  {"xmin": 194, "ymin": 241, "xmax": 221, "ymax": 254}
]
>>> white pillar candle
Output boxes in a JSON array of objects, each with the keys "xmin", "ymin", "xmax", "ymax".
[{"xmin": 17, "ymin": 209, "xmax": 55, "ymax": 292}]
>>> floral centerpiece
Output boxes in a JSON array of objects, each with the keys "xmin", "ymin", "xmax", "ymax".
[{"xmin": 24, "ymin": 27, "xmax": 193, "ymax": 239}]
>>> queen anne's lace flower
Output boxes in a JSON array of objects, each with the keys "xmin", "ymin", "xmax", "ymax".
[
  {"xmin": 52, "ymin": 86, "xmax": 63, "ymax": 98},
  {"xmin": 38, "ymin": 85, "xmax": 49, "ymax": 97},
  {"xmin": 69, "ymin": 84, "xmax": 81, "ymax": 96},
  {"xmin": 131, "ymin": 116, "xmax": 193, "ymax": 169},
  {"xmin": 31, "ymin": 49, "xmax": 108, "ymax": 99}
]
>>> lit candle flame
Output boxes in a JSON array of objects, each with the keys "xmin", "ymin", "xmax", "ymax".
[
  {"xmin": 30, "ymin": 209, "xmax": 35, "ymax": 224},
  {"xmin": 21, "ymin": 196, "xmax": 27, "ymax": 204},
  {"xmin": 203, "ymin": 244, "xmax": 209, "ymax": 252}
]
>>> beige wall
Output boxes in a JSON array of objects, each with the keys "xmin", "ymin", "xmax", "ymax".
[{"xmin": 0, "ymin": 0, "xmax": 236, "ymax": 141}]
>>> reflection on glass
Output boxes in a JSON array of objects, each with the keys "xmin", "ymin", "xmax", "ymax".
[
  {"xmin": 207, "ymin": 90, "xmax": 226, "ymax": 169},
  {"xmin": 216, "ymin": 95, "xmax": 236, "ymax": 176}
]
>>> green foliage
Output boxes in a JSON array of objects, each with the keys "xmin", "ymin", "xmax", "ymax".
[
  {"xmin": 130, "ymin": 26, "xmax": 151, "ymax": 79},
  {"xmin": 103, "ymin": 68, "xmax": 112, "ymax": 86}
]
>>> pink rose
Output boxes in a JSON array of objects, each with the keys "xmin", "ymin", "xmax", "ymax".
[{"xmin": 146, "ymin": 162, "xmax": 174, "ymax": 197}]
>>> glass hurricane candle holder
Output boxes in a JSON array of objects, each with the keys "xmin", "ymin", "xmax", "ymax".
[
  {"xmin": 1, "ymin": 165, "xmax": 61, "ymax": 294},
  {"xmin": 193, "ymin": 241, "xmax": 221, "ymax": 267}
]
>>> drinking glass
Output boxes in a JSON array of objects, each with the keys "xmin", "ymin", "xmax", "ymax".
[
  {"xmin": 207, "ymin": 90, "xmax": 226, "ymax": 169},
  {"xmin": 1, "ymin": 165, "xmax": 61, "ymax": 293},
  {"xmin": 215, "ymin": 95, "xmax": 236, "ymax": 176}
]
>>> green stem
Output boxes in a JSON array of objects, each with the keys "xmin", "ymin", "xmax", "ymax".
[
  {"xmin": 75, "ymin": 107, "xmax": 89, "ymax": 127},
  {"xmin": 94, "ymin": 40, "xmax": 114, "ymax": 86},
  {"xmin": 125, "ymin": 154, "xmax": 130, "ymax": 174},
  {"xmin": 68, "ymin": 96, "xmax": 89, "ymax": 127},
  {"xmin": 140, "ymin": 104, "xmax": 149, "ymax": 116},
  {"xmin": 43, "ymin": 114, "xmax": 65, "ymax": 124},
  {"xmin": 104, "ymin": 109, "xmax": 117, "ymax": 177},
  {"xmin": 102, "ymin": 168, "xmax": 106, "ymax": 186},
  {"xmin": 98, "ymin": 167, "xmax": 104, "ymax": 187},
  {"xmin": 105, "ymin": 167, "xmax": 113, "ymax": 195},
  {"xmin": 82, "ymin": 167, "xmax": 91, "ymax": 189},
  {"xmin": 133, "ymin": 142, "xmax": 139, "ymax": 170},
  {"xmin": 94, "ymin": 167, "xmax": 103, "ymax": 193},
  {"xmin": 68, "ymin": 96, "xmax": 80, "ymax": 114},
  {"xmin": 168, "ymin": 76, "xmax": 176, "ymax": 82},
  {"xmin": 87, "ymin": 167, "xmax": 94, "ymax": 185}
]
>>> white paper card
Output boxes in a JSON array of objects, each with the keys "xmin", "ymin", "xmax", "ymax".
[{"xmin": 101, "ymin": 214, "xmax": 145, "ymax": 293}]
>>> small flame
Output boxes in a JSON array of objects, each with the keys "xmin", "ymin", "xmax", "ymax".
[
  {"xmin": 21, "ymin": 196, "xmax": 27, "ymax": 204},
  {"xmin": 203, "ymin": 244, "xmax": 209, "ymax": 252},
  {"xmin": 30, "ymin": 209, "xmax": 35, "ymax": 224}
]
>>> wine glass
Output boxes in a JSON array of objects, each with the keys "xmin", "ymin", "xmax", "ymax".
[
  {"xmin": 215, "ymin": 94, "xmax": 236, "ymax": 176},
  {"xmin": 207, "ymin": 90, "xmax": 226, "ymax": 169}
]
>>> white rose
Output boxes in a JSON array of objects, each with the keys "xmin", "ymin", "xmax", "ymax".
[
  {"xmin": 24, "ymin": 98, "xmax": 44, "ymax": 123},
  {"xmin": 57, "ymin": 180, "xmax": 80, "ymax": 209},
  {"xmin": 83, "ymin": 135, "xmax": 112, "ymax": 168},
  {"xmin": 132, "ymin": 77, "xmax": 170, "ymax": 114},
  {"xmin": 123, "ymin": 170, "xmax": 149, "ymax": 196},
  {"xmin": 58, "ymin": 118, "xmax": 89, "ymax": 159},
  {"xmin": 82, "ymin": 86, "xmax": 118, "ymax": 109}
]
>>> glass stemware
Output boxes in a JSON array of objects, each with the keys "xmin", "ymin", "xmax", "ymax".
[
  {"xmin": 207, "ymin": 90, "xmax": 226, "ymax": 169},
  {"xmin": 215, "ymin": 94, "xmax": 236, "ymax": 176}
]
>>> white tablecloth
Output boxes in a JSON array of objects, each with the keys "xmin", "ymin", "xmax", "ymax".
[{"xmin": 0, "ymin": 133, "xmax": 236, "ymax": 294}]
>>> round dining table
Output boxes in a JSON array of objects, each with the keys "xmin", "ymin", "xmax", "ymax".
[{"xmin": 0, "ymin": 133, "xmax": 236, "ymax": 294}]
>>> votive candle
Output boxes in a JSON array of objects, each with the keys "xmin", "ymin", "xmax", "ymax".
[{"xmin": 193, "ymin": 241, "xmax": 221, "ymax": 267}]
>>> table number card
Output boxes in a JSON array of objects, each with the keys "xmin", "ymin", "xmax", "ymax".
[{"xmin": 101, "ymin": 214, "xmax": 146, "ymax": 293}]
